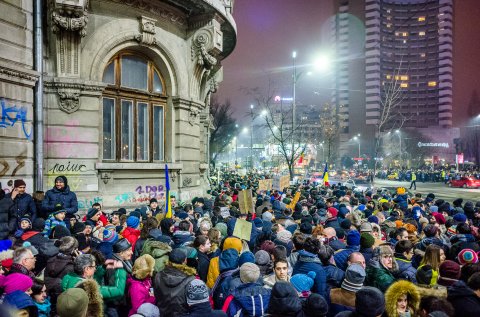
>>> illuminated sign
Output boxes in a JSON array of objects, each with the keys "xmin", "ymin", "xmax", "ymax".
[{"xmin": 417, "ymin": 142, "xmax": 449, "ymax": 148}]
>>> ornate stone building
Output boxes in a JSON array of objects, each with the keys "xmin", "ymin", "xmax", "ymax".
[{"xmin": 0, "ymin": 0, "xmax": 236, "ymax": 209}]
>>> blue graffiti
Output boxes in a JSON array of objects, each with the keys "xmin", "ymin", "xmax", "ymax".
[{"xmin": 0, "ymin": 99, "xmax": 32, "ymax": 139}]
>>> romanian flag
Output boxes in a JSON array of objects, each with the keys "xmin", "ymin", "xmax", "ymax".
[
  {"xmin": 322, "ymin": 163, "xmax": 329, "ymax": 186},
  {"xmin": 165, "ymin": 164, "xmax": 172, "ymax": 218}
]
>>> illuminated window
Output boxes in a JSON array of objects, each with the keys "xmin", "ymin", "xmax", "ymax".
[
  {"xmin": 420, "ymin": 53, "xmax": 426, "ymax": 58},
  {"xmin": 387, "ymin": 23, "xmax": 392, "ymax": 28},
  {"xmin": 386, "ymin": 75, "xmax": 392, "ymax": 79},
  {"xmin": 400, "ymin": 75, "xmax": 409, "ymax": 81},
  {"xmin": 418, "ymin": 16, "xmax": 426, "ymax": 22},
  {"xmin": 419, "ymin": 31, "xmax": 426, "ymax": 36},
  {"xmin": 400, "ymin": 83, "xmax": 408, "ymax": 88},
  {"xmin": 428, "ymin": 81, "xmax": 437, "ymax": 87},
  {"xmin": 402, "ymin": 32, "xmax": 408, "ymax": 37}
]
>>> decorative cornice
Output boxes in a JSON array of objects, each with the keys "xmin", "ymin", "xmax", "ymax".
[
  {"xmin": 100, "ymin": 0, "xmax": 187, "ymax": 27},
  {"xmin": 0, "ymin": 62, "xmax": 39, "ymax": 87},
  {"xmin": 51, "ymin": 0, "xmax": 89, "ymax": 37}
]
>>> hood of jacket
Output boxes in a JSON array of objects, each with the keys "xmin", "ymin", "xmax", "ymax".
[
  {"xmin": 77, "ymin": 278, "xmax": 104, "ymax": 317},
  {"xmin": 219, "ymin": 248, "xmax": 239, "ymax": 273},
  {"xmin": 450, "ymin": 233, "xmax": 476, "ymax": 244},
  {"xmin": 47, "ymin": 253, "xmax": 74, "ymax": 277},
  {"xmin": 385, "ymin": 280, "xmax": 420, "ymax": 317},
  {"xmin": 415, "ymin": 284, "xmax": 447, "ymax": 299},
  {"xmin": 160, "ymin": 262, "xmax": 197, "ymax": 288},
  {"xmin": 297, "ymin": 250, "xmax": 322, "ymax": 264},
  {"xmin": 447, "ymin": 280, "xmax": 477, "ymax": 299},
  {"xmin": 268, "ymin": 281, "xmax": 303, "ymax": 315}
]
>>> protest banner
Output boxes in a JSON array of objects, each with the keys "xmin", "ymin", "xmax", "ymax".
[
  {"xmin": 233, "ymin": 218, "xmax": 252, "ymax": 241},
  {"xmin": 258, "ymin": 179, "xmax": 272, "ymax": 191},
  {"xmin": 238, "ymin": 189, "xmax": 254, "ymax": 215}
]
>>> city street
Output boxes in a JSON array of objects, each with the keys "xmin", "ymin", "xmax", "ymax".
[{"xmin": 373, "ymin": 179, "xmax": 480, "ymax": 203}]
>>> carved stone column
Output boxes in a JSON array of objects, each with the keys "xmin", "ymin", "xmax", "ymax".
[{"xmin": 50, "ymin": 0, "xmax": 89, "ymax": 77}]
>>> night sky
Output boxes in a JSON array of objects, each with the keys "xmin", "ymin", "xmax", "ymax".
[{"xmin": 214, "ymin": 0, "xmax": 480, "ymax": 127}]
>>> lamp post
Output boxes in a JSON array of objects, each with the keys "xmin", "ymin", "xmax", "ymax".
[
  {"xmin": 250, "ymin": 104, "xmax": 254, "ymax": 170},
  {"xmin": 395, "ymin": 129, "xmax": 401, "ymax": 165},
  {"xmin": 353, "ymin": 135, "xmax": 361, "ymax": 158},
  {"xmin": 292, "ymin": 51, "xmax": 297, "ymax": 159}
]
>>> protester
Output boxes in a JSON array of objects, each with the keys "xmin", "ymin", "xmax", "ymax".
[{"xmin": 42, "ymin": 176, "xmax": 78, "ymax": 218}]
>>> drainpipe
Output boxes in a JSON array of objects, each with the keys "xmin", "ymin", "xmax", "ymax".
[{"xmin": 34, "ymin": 0, "xmax": 44, "ymax": 191}]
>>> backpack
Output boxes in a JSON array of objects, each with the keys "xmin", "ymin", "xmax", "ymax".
[{"xmin": 140, "ymin": 239, "xmax": 172, "ymax": 273}]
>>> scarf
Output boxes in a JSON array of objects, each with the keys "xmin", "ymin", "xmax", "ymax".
[{"xmin": 113, "ymin": 254, "xmax": 133, "ymax": 274}]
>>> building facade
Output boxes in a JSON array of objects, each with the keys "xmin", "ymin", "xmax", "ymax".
[
  {"xmin": 331, "ymin": 0, "xmax": 455, "ymax": 162},
  {"xmin": 0, "ymin": 0, "xmax": 237, "ymax": 209}
]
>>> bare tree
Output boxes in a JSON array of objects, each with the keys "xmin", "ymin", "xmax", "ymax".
[
  {"xmin": 319, "ymin": 102, "xmax": 341, "ymax": 164},
  {"xmin": 209, "ymin": 98, "xmax": 238, "ymax": 169}
]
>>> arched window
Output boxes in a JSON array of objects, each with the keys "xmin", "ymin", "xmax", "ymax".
[{"xmin": 102, "ymin": 52, "xmax": 166, "ymax": 162}]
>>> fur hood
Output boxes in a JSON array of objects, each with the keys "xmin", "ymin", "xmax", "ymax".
[
  {"xmin": 385, "ymin": 280, "xmax": 420, "ymax": 317},
  {"xmin": 77, "ymin": 278, "xmax": 104, "ymax": 317},
  {"xmin": 415, "ymin": 284, "xmax": 447, "ymax": 299},
  {"xmin": 167, "ymin": 261, "xmax": 197, "ymax": 276}
]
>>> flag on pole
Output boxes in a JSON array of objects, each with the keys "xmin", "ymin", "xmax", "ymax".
[
  {"xmin": 322, "ymin": 163, "xmax": 329, "ymax": 186},
  {"xmin": 165, "ymin": 164, "xmax": 172, "ymax": 218}
]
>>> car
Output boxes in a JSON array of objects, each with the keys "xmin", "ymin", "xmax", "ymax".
[
  {"xmin": 387, "ymin": 172, "xmax": 399, "ymax": 180},
  {"xmin": 448, "ymin": 177, "xmax": 480, "ymax": 189}
]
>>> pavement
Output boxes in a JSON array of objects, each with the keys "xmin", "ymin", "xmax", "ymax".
[{"xmin": 372, "ymin": 179, "xmax": 480, "ymax": 203}]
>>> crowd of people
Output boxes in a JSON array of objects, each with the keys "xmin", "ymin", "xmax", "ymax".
[
  {"xmin": 376, "ymin": 168, "xmax": 480, "ymax": 183},
  {"xmin": 0, "ymin": 173, "xmax": 480, "ymax": 317}
]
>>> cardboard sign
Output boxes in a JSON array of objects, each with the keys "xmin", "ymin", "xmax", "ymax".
[
  {"xmin": 258, "ymin": 179, "xmax": 272, "ymax": 191},
  {"xmin": 233, "ymin": 218, "xmax": 252, "ymax": 241},
  {"xmin": 272, "ymin": 175, "xmax": 290, "ymax": 191},
  {"xmin": 238, "ymin": 189, "xmax": 254, "ymax": 215}
]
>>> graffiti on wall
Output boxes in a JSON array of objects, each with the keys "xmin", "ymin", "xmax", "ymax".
[
  {"xmin": 78, "ymin": 196, "xmax": 103, "ymax": 209},
  {"xmin": 114, "ymin": 184, "xmax": 177, "ymax": 205},
  {"xmin": 0, "ymin": 99, "xmax": 32, "ymax": 139},
  {"xmin": 46, "ymin": 160, "xmax": 97, "ymax": 192}
]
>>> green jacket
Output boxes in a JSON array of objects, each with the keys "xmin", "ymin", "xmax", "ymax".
[
  {"xmin": 366, "ymin": 262, "xmax": 396, "ymax": 292},
  {"xmin": 61, "ymin": 268, "xmax": 127, "ymax": 301}
]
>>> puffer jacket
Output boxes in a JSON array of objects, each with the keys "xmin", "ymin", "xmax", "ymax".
[
  {"xmin": 333, "ymin": 245, "xmax": 361, "ymax": 271},
  {"xmin": 447, "ymin": 280, "xmax": 480, "ymax": 317},
  {"xmin": 395, "ymin": 254, "xmax": 417, "ymax": 283},
  {"xmin": 42, "ymin": 180, "xmax": 78, "ymax": 216},
  {"xmin": 449, "ymin": 234, "xmax": 480, "ymax": 259},
  {"xmin": 127, "ymin": 276, "xmax": 155, "ymax": 316},
  {"xmin": 385, "ymin": 280, "xmax": 420, "ymax": 317},
  {"xmin": 153, "ymin": 262, "xmax": 196, "ymax": 317},
  {"xmin": 172, "ymin": 230, "xmax": 194, "ymax": 248},
  {"xmin": 6, "ymin": 192, "xmax": 36, "ymax": 221},
  {"xmin": 45, "ymin": 253, "xmax": 75, "ymax": 306},
  {"xmin": 365, "ymin": 259, "xmax": 397, "ymax": 292},
  {"xmin": 293, "ymin": 250, "xmax": 328, "ymax": 299},
  {"xmin": 0, "ymin": 194, "xmax": 16, "ymax": 240},
  {"xmin": 122, "ymin": 227, "xmax": 141, "ymax": 249},
  {"xmin": 224, "ymin": 282, "xmax": 271, "ymax": 317}
]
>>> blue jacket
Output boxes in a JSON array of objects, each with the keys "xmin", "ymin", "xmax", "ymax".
[
  {"xmin": 333, "ymin": 245, "xmax": 360, "ymax": 271},
  {"xmin": 4, "ymin": 290, "xmax": 38, "ymax": 313},
  {"xmin": 6, "ymin": 192, "xmax": 36, "ymax": 221},
  {"xmin": 393, "ymin": 194, "xmax": 408, "ymax": 210},
  {"xmin": 324, "ymin": 264, "xmax": 345, "ymax": 288},
  {"xmin": 42, "ymin": 185, "xmax": 78, "ymax": 215},
  {"xmin": 225, "ymin": 282, "xmax": 271, "ymax": 317},
  {"xmin": 293, "ymin": 250, "xmax": 328, "ymax": 299},
  {"xmin": 395, "ymin": 255, "xmax": 417, "ymax": 283}
]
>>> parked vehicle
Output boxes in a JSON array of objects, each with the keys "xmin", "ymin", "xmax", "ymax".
[{"xmin": 448, "ymin": 176, "xmax": 480, "ymax": 189}]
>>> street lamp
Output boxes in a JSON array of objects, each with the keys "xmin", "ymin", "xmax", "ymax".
[
  {"xmin": 292, "ymin": 51, "xmax": 297, "ymax": 157},
  {"xmin": 250, "ymin": 104, "xmax": 254, "ymax": 170},
  {"xmin": 233, "ymin": 136, "xmax": 237, "ymax": 165},
  {"xmin": 395, "ymin": 129, "xmax": 402, "ymax": 164},
  {"xmin": 353, "ymin": 136, "xmax": 361, "ymax": 158},
  {"xmin": 320, "ymin": 142, "xmax": 325, "ymax": 162}
]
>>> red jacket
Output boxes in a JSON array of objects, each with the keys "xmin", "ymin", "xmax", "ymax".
[{"xmin": 122, "ymin": 227, "xmax": 140, "ymax": 249}]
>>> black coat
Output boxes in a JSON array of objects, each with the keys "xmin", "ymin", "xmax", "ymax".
[
  {"xmin": 447, "ymin": 281, "xmax": 480, "ymax": 317},
  {"xmin": 6, "ymin": 192, "xmax": 36, "ymax": 221},
  {"xmin": 0, "ymin": 195, "xmax": 17, "ymax": 240},
  {"xmin": 197, "ymin": 250, "xmax": 211, "ymax": 283},
  {"xmin": 42, "ymin": 185, "xmax": 78, "ymax": 216}
]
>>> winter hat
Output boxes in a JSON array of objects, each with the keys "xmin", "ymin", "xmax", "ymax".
[
  {"xmin": 360, "ymin": 222, "xmax": 373, "ymax": 233},
  {"xmin": 303, "ymin": 293, "xmax": 329, "ymax": 317},
  {"xmin": 52, "ymin": 225, "xmax": 71, "ymax": 239},
  {"xmin": 32, "ymin": 218, "xmax": 45, "ymax": 232},
  {"xmin": 126, "ymin": 216, "xmax": 140, "ymax": 228},
  {"xmin": 276, "ymin": 229, "xmax": 292, "ymax": 244},
  {"xmin": 432, "ymin": 212, "xmax": 446, "ymax": 225},
  {"xmin": 268, "ymin": 281, "xmax": 303, "ymax": 315},
  {"xmin": 340, "ymin": 219, "xmax": 352, "ymax": 230},
  {"xmin": 215, "ymin": 222, "xmax": 228, "ymax": 238},
  {"xmin": 346, "ymin": 230, "xmax": 361, "ymax": 247},
  {"xmin": 133, "ymin": 254, "xmax": 155, "ymax": 280},
  {"xmin": 327, "ymin": 207, "xmax": 338, "ymax": 218},
  {"xmin": 429, "ymin": 205, "xmax": 439, "ymax": 213},
  {"xmin": 14, "ymin": 179, "xmax": 26, "ymax": 188},
  {"xmin": 57, "ymin": 287, "xmax": 89, "ymax": 317},
  {"xmin": 262, "ymin": 211, "xmax": 273, "ymax": 222},
  {"xmin": 438, "ymin": 260, "xmax": 460, "ymax": 286},
  {"xmin": 112, "ymin": 238, "xmax": 131, "ymax": 254},
  {"xmin": 0, "ymin": 273, "xmax": 33, "ymax": 294},
  {"xmin": 136, "ymin": 303, "xmax": 160, "ymax": 317},
  {"xmin": 300, "ymin": 222, "xmax": 313, "ymax": 235},
  {"xmin": 341, "ymin": 263, "xmax": 366, "ymax": 292},
  {"xmin": 355, "ymin": 286, "xmax": 385, "ymax": 317},
  {"xmin": 186, "ymin": 279, "xmax": 209, "ymax": 306},
  {"xmin": 254, "ymin": 250, "xmax": 270, "ymax": 266},
  {"xmin": 20, "ymin": 217, "xmax": 32, "ymax": 227},
  {"xmin": 360, "ymin": 232, "xmax": 375, "ymax": 249},
  {"xmin": 72, "ymin": 221, "xmax": 86, "ymax": 234},
  {"xmin": 87, "ymin": 208, "xmax": 100, "ymax": 219},
  {"xmin": 397, "ymin": 187, "xmax": 406, "ymax": 195},
  {"xmin": 223, "ymin": 237, "xmax": 242, "ymax": 253},
  {"xmin": 240, "ymin": 262, "xmax": 260, "ymax": 283},
  {"xmin": 58, "ymin": 236, "xmax": 78, "ymax": 255},
  {"xmin": 458, "ymin": 248, "xmax": 479, "ymax": 265},
  {"xmin": 177, "ymin": 212, "xmax": 189, "ymax": 220},
  {"xmin": 238, "ymin": 251, "xmax": 255, "ymax": 267},
  {"xmin": 368, "ymin": 215, "xmax": 379, "ymax": 224},
  {"xmin": 423, "ymin": 224, "xmax": 439, "ymax": 237},
  {"xmin": 453, "ymin": 213, "xmax": 467, "ymax": 223},
  {"xmin": 253, "ymin": 218, "xmax": 263, "ymax": 229},
  {"xmin": 290, "ymin": 271, "xmax": 316, "ymax": 292},
  {"xmin": 103, "ymin": 229, "xmax": 118, "ymax": 243},
  {"xmin": 169, "ymin": 248, "xmax": 187, "ymax": 264},
  {"xmin": 22, "ymin": 241, "xmax": 38, "ymax": 256}
]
